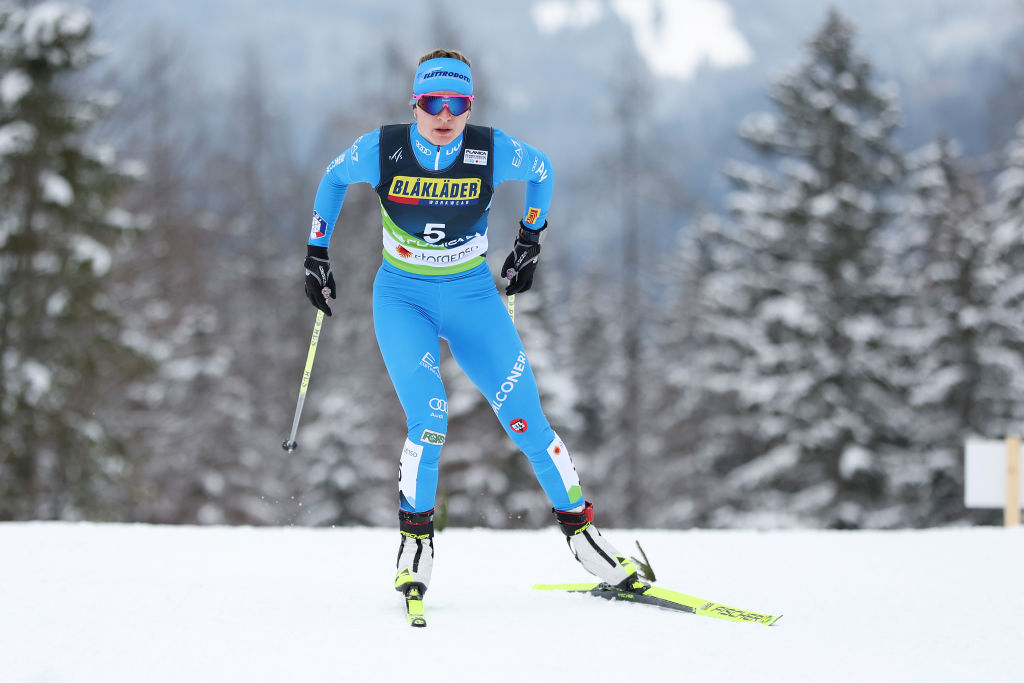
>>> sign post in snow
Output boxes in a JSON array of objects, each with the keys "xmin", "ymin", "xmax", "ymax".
[{"xmin": 964, "ymin": 436, "xmax": 1021, "ymax": 527}]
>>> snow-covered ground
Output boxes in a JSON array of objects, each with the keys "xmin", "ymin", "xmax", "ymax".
[{"xmin": 2, "ymin": 522, "xmax": 1021, "ymax": 682}]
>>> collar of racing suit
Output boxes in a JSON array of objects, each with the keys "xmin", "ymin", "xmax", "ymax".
[{"xmin": 409, "ymin": 123, "xmax": 465, "ymax": 172}]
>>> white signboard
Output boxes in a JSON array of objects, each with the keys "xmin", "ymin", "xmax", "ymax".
[{"xmin": 964, "ymin": 438, "xmax": 1023, "ymax": 509}]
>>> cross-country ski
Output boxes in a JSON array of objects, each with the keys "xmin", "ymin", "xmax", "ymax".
[{"xmin": 532, "ymin": 581, "xmax": 782, "ymax": 625}]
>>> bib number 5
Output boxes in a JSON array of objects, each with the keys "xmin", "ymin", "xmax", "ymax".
[{"xmin": 420, "ymin": 223, "xmax": 446, "ymax": 244}]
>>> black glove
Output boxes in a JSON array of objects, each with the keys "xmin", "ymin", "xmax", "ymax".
[
  {"xmin": 501, "ymin": 221, "xmax": 546, "ymax": 295},
  {"xmin": 304, "ymin": 245, "xmax": 337, "ymax": 316}
]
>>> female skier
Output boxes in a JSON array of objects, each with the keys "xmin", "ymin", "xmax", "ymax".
[{"xmin": 302, "ymin": 49, "xmax": 638, "ymax": 604}]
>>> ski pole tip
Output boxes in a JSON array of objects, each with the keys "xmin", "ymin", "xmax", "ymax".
[{"xmin": 282, "ymin": 440, "xmax": 298, "ymax": 452}]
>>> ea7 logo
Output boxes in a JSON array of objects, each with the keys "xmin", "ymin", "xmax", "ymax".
[
  {"xmin": 509, "ymin": 138, "xmax": 523, "ymax": 168},
  {"xmin": 510, "ymin": 418, "xmax": 528, "ymax": 433},
  {"xmin": 419, "ymin": 352, "xmax": 441, "ymax": 379}
]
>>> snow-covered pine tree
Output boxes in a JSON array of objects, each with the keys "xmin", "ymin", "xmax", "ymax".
[
  {"xmin": 102, "ymin": 36, "xmax": 320, "ymax": 525},
  {"xmin": 652, "ymin": 212, "xmax": 765, "ymax": 527},
  {"xmin": 982, "ymin": 119, "xmax": 1024, "ymax": 436},
  {"xmin": 715, "ymin": 9, "xmax": 905, "ymax": 527},
  {"xmin": 0, "ymin": 3, "xmax": 144, "ymax": 519},
  {"xmin": 184, "ymin": 48, "xmax": 314, "ymax": 525},
  {"xmin": 562, "ymin": 263, "xmax": 632, "ymax": 521},
  {"xmin": 100, "ymin": 30, "xmax": 246, "ymax": 524},
  {"xmin": 883, "ymin": 135, "xmax": 994, "ymax": 525}
]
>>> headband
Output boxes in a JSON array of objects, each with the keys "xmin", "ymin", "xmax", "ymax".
[{"xmin": 413, "ymin": 57, "xmax": 473, "ymax": 96}]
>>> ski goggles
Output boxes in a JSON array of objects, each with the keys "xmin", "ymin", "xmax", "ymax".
[{"xmin": 413, "ymin": 94, "xmax": 474, "ymax": 116}]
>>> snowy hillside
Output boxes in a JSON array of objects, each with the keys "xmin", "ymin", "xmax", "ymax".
[{"xmin": 2, "ymin": 523, "xmax": 1022, "ymax": 682}]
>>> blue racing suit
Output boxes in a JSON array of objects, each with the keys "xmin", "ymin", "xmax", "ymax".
[{"xmin": 310, "ymin": 122, "xmax": 584, "ymax": 514}]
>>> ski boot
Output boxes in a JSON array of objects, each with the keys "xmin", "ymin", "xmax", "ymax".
[
  {"xmin": 553, "ymin": 501, "xmax": 642, "ymax": 590},
  {"xmin": 394, "ymin": 509, "xmax": 434, "ymax": 597}
]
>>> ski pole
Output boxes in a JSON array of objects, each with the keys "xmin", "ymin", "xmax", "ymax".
[
  {"xmin": 506, "ymin": 293, "xmax": 516, "ymax": 322},
  {"xmin": 282, "ymin": 308, "xmax": 326, "ymax": 452}
]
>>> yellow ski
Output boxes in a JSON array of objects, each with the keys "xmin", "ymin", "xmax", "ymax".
[
  {"xmin": 532, "ymin": 582, "xmax": 781, "ymax": 626},
  {"xmin": 405, "ymin": 586, "xmax": 427, "ymax": 627}
]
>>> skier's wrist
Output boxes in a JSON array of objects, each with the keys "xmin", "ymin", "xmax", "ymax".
[
  {"xmin": 517, "ymin": 220, "xmax": 547, "ymax": 244},
  {"xmin": 306, "ymin": 244, "xmax": 329, "ymax": 260}
]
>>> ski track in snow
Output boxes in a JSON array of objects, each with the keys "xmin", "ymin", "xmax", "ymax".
[{"xmin": 1, "ymin": 523, "xmax": 1021, "ymax": 682}]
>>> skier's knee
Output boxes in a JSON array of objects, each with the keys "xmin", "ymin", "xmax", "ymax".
[
  {"xmin": 408, "ymin": 424, "xmax": 446, "ymax": 451},
  {"xmin": 408, "ymin": 400, "xmax": 448, "ymax": 448}
]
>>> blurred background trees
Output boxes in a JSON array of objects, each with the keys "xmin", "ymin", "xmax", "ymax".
[
  {"xmin": 0, "ymin": 2, "xmax": 146, "ymax": 519},
  {"xmin": 2, "ymin": 1, "xmax": 1022, "ymax": 528}
]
